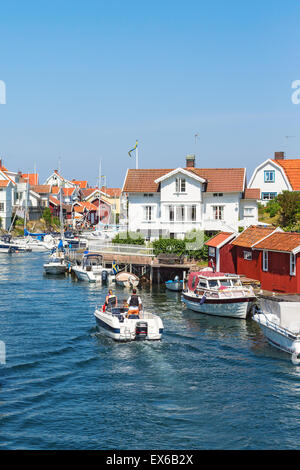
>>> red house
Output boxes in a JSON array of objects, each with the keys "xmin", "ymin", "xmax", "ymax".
[{"xmin": 205, "ymin": 225, "xmax": 300, "ymax": 294}]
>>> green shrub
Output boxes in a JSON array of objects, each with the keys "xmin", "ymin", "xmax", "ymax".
[{"xmin": 112, "ymin": 231, "xmax": 145, "ymax": 245}]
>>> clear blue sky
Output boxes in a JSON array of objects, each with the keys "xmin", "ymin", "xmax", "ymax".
[{"xmin": 0, "ymin": 0, "xmax": 300, "ymax": 188}]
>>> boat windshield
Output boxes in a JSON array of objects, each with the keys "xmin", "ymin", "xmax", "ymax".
[
  {"xmin": 219, "ymin": 279, "xmax": 232, "ymax": 287},
  {"xmin": 110, "ymin": 307, "xmax": 129, "ymax": 315},
  {"xmin": 231, "ymin": 278, "xmax": 242, "ymax": 287},
  {"xmin": 208, "ymin": 279, "xmax": 219, "ymax": 288}
]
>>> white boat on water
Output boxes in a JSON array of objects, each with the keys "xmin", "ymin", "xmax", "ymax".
[
  {"xmin": 94, "ymin": 305, "xmax": 164, "ymax": 341},
  {"xmin": 13, "ymin": 234, "xmax": 57, "ymax": 252},
  {"xmin": 165, "ymin": 276, "xmax": 183, "ymax": 292},
  {"xmin": 44, "ymin": 248, "xmax": 67, "ymax": 275},
  {"xmin": 182, "ymin": 270, "xmax": 256, "ymax": 319},
  {"xmin": 72, "ymin": 253, "xmax": 115, "ymax": 283},
  {"xmin": 115, "ymin": 271, "xmax": 139, "ymax": 288},
  {"xmin": 253, "ymin": 295, "xmax": 300, "ymax": 364}
]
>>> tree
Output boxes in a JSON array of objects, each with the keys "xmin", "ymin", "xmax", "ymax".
[
  {"xmin": 43, "ymin": 208, "xmax": 52, "ymax": 227},
  {"xmin": 277, "ymin": 191, "xmax": 300, "ymax": 229}
]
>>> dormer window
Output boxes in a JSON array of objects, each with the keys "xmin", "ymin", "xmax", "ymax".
[
  {"xmin": 264, "ymin": 170, "xmax": 275, "ymax": 183},
  {"xmin": 175, "ymin": 177, "xmax": 186, "ymax": 193}
]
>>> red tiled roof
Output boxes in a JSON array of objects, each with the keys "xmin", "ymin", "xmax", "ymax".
[
  {"xmin": 100, "ymin": 186, "xmax": 121, "ymax": 197},
  {"xmin": 31, "ymin": 185, "xmax": 51, "ymax": 194},
  {"xmin": 0, "ymin": 180, "xmax": 9, "ymax": 187},
  {"xmin": 205, "ymin": 232, "xmax": 235, "ymax": 248},
  {"xmin": 22, "ymin": 173, "xmax": 39, "ymax": 185},
  {"xmin": 81, "ymin": 188, "xmax": 96, "ymax": 198},
  {"xmin": 254, "ymin": 232, "xmax": 300, "ymax": 252},
  {"xmin": 71, "ymin": 180, "xmax": 88, "ymax": 189},
  {"xmin": 51, "ymin": 187, "xmax": 75, "ymax": 196},
  {"xmin": 123, "ymin": 168, "xmax": 245, "ymax": 193},
  {"xmin": 49, "ymin": 196, "xmax": 60, "ymax": 206},
  {"xmin": 243, "ymin": 188, "xmax": 260, "ymax": 199},
  {"xmin": 73, "ymin": 201, "xmax": 98, "ymax": 213},
  {"xmin": 231, "ymin": 225, "xmax": 276, "ymax": 248},
  {"xmin": 272, "ymin": 158, "xmax": 300, "ymax": 190}
]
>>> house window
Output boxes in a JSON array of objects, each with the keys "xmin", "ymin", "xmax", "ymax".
[
  {"xmin": 263, "ymin": 250, "xmax": 268, "ymax": 271},
  {"xmin": 175, "ymin": 177, "xmax": 186, "ymax": 193},
  {"xmin": 208, "ymin": 247, "xmax": 216, "ymax": 257},
  {"xmin": 264, "ymin": 170, "xmax": 275, "ymax": 183},
  {"xmin": 168, "ymin": 205, "xmax": 174, "ymax": 222},
  {"xmin": 213, "ymin": 193, "xmax": 223, "ymax": 197},
  {"xmin": 262, "ymin": 192, "xmax": 277, "ymax": 201},
  {"xmin": 144, "ymin": 206, "xmax": 153, "ymax": 221},
  {"xmin": 244, "ymin": 207, "xmax": 254, "ymax": 217},
  {"xmin": 243, "ymin": 250, "xmax": 252, "ymax": 260},
  {"xmin": 0, "ymin": 202, "xmax": 4, "ymax": 211},
  {"xmin": 176, "ymin": 205, "xmax": 185, "ymax": 221},
  {"xmin": 290, "ymin": 253, "xmax": 296, "ymax": 276},
  {"xmin": 187, "ymin": 205, "xmax": 196, "ymax": 221},
  {"xmin": 213, "ymin": 205, "xmax": 224, "ymax": 220}
]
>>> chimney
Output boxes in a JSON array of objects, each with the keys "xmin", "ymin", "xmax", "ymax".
[
  {"xmin": 186, "ymin": 154, "xmax": 195, "ymax": 168},
  {"xmin": 274, "ymin": 151, "xmax": 285, "ymax": 160}
]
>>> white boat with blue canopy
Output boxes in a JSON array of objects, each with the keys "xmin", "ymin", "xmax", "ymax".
[
  {"xmin": 72, "ymin": 252, "xmax": 115, "ymax": 283},
  {"xmin": 165, "ymin": 276, "xmax": 183, "ymax": 291}
]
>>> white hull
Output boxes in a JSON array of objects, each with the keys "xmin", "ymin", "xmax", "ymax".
[
  {"xmin": 94, "ymin": 309, "xmax": 163, "ymax": 341},
  {"xmin": 115, "ymin": 272, "xmax": 139, "ymax": 288},
  {"xmin": 0, "ymin": 247, "xmax": 13, "ymax": 253},
  {"xmin": 44, "ymin": 263, "xmax": 67, "ymax": 275},
  {"xmin": 165, "ymin": 281, "xmax": 183, "ymax": 292},
  {"xmin": 253, "ymin": 298, "xmax": 300, "ymax": 363},
  {"xmin": 72, "ymin": 266, "xmax": 115, "ymax": 284},
  {"xmin": 183, "ymin": 296, "xmax": 251, "ymax": 319}
]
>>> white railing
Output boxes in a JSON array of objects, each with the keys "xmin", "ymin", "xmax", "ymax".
[{"xmin": 87, "ymin": 242, "xmax": 154, "ymax": 257}]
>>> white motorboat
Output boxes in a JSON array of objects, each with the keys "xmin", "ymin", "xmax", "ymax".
[
  {"xmin": 0, "ymin": 235, "xmax": 32, "ymax": 253},
  {"xmin": 115, "ymin": 271, "xmax": 139, "ymax": 288},
  {"xmin": 165, "ymin": 276, "xmax": 183, "ymax": 292},
  {"xmin": 94, "ymin": 305, "xmax": 164, "ymax": 341},
  {"xmin": 44, "ymin": 249, "xmax": 67, "ymax": 275},
  {"xmin": 182, "ymin": 270, "xmax": 256, "ymax": 319},
  {"xmin": 72, "ymin": 253, "xmax": 115, "ymax": 283},
  {"xmin": 13, "ymin": 234, "xmax": 56, "ymax": 252},
  {"xmin": 253, "ymin": 295, "xmax": 300, "ymax": 364}
]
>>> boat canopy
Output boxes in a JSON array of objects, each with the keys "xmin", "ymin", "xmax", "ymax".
[{"xmin": 24, "ymin": 228, "xmax": 46, "ymax": 237}]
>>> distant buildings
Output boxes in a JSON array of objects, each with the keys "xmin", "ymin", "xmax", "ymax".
[
  {"xmin": 122, "ymin": 155, "xmax": 260, "ymax": 240},
  {"xmin": 248, "ymin": 151, "xmax": 300, "ymax": 203}
]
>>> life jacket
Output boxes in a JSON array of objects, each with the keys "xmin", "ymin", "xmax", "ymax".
[{"xmin": 129, "ymin": 294, "xmax": 139, "ymax": 307}]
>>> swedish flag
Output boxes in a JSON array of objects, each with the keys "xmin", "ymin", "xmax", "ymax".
[
  {"xmin": 112, "ymin": 261, "xmax": 119, "ymax": 274},
  {"xmin": 128, "ymin": 140, "xmax": 138, "ymax": 158}
]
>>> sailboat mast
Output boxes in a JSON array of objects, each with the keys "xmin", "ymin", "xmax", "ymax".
[{"xmin": 98, "ymin": 160, "xmax": 102, "ymax": 227}]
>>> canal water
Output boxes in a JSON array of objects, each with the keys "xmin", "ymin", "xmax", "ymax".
[{"xmin": 0, "ymin": 253, "xmax": 300, "ymax": 450}]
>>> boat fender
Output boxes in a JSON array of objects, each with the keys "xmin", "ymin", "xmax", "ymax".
[{"xmin": 291, "ymin": 352, "xmax": 300, "ymax": 365}]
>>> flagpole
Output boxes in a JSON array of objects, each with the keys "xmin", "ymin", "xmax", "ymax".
[{"xmin": 136, "ymin": 144, "xmax": 139, "ymax": 169}]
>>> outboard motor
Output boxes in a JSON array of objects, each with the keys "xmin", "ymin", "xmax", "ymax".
[
  {"xmin": 102, "ymin": 270, "xmax": 108, "ymax": 284},
  {"xmin": 135, "ymin": 321, "xmax": 148, "ymax": 341}
]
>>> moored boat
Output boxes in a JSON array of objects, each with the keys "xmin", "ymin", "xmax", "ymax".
[
  {"xmin": 115, "ymin": 271, "xmax": 139, "ymax": 288},
  {"xmin": 253, "ymin": 295, "xmax": 300, "ymax": 364},
  {"xmin": 165, "ymin": 276, "xmax": 183, "ymax": 292},
  {"xmin": 72, "ymin": 253, "xmax": 115, "ymax": 283},
  {"xmin": 94, "ymin": 304, "xmax": 164, "ymax": 342},
  {"xmin": 182, "ymin": 271, "xmax": 256, "ymax": 319}
]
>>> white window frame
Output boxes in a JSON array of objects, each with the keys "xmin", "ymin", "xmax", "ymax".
[
  {"xmin": 264, "ymin": 170, "xmax": 275, "ymax": 183},
  {"xmin": 0, "ymin": 202, "xmax": 4, "ymax": 212},
  {"xmin": 208, "ymin": 247, "xmax": 216, "ymax": 257},
  {"xmin": 144, "ymin": 205, "xmax": 154, "ymax": 222},
  {"xmin": 213, "ymin": 205, "xmax": 224, "ymax": 220},
  {"xmin": 263, "ymin": 250, "xmax": 268, "ymax": 272},
  {"xmin": 244, "ymin": 207, "xmax": 254, "ymax": 217},
  {"xmin": 290, "ymin": 253, "xmax": 296, "ymax": 276},
  {"xmin": 175, "ymin": 177, "xmax": 186, "ymax": 193},
  {"xmin": 243, "ymin": 250, "xmax": 252, "ymax": 260}
]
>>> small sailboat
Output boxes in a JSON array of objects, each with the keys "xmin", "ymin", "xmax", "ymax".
[
  {"xmin": 115, "ymin": 271, "xmax": 140, "ymax": 288},
  {"xmin": 43, "ymin": 184, "xmax": 67, "ymax": 275},
  {"xmin": 165, "ymin": 275, "xmax": 183, "ymax": 292}
]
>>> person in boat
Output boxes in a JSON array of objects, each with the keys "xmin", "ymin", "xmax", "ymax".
[
  {"xmin": 127, "ymin": 289, "xmax": 142, "ymax": 312},
  {"xmin": 105, "ymin": 289, "xmax": 118, "ymax": 309}
]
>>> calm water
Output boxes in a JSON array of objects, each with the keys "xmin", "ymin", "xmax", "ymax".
[{"xmin": 0, "ymin": 253, "xmax": 300, "ymax": 450}]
